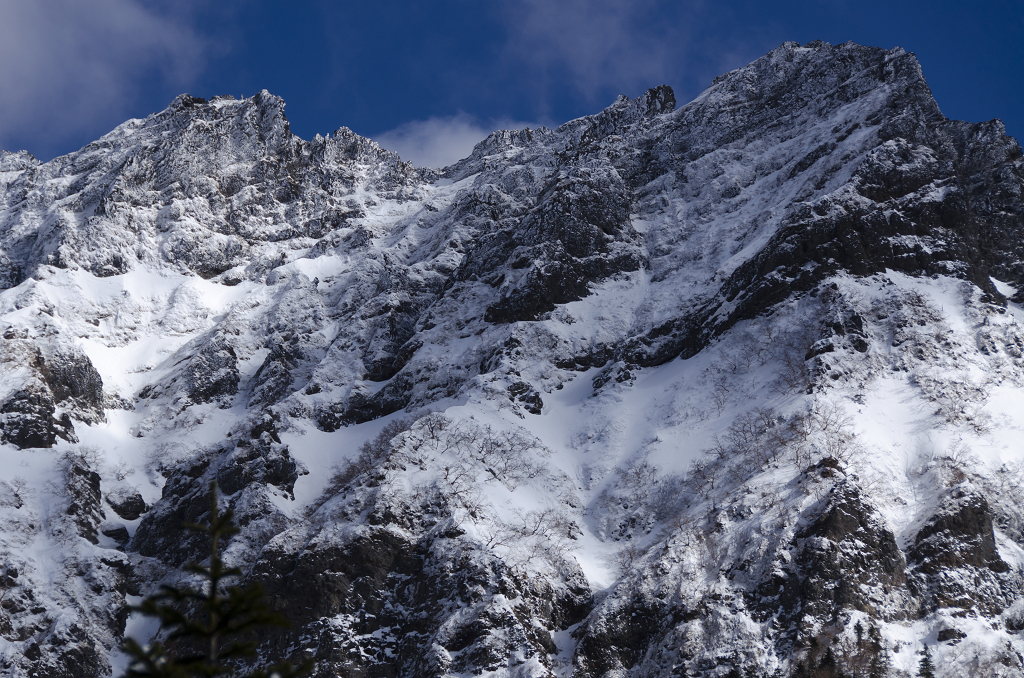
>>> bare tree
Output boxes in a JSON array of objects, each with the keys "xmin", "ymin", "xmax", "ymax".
[
  {"xmin": 613, "ymin": 540, "xmax": 647, "ymax": 575},
  {"xmin": 451, "ymin": 423, "xmax": 545, "ymax": 490}
]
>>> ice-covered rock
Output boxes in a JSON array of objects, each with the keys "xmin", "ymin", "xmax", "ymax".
[{"xmin": 0, "ymin": 40, "xmax": 1022, "ymax": 678}]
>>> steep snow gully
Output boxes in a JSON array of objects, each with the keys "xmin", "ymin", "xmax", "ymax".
[{"xmin": 1, "ymin": 40, "xmax": 1023, "ymax": 677}]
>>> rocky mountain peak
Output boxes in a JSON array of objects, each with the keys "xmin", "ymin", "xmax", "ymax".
[
  {"xmin": 0, "ymin": 150, "xmax": 40, "ymax": 173},
  {"xmin": 1, "ymin": 42, "xmax": 1023, "ymax": 678}
]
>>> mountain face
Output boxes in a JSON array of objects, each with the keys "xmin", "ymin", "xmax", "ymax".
[{"xmin": 1, "ymin": 39, "xmax": 1023, "ymax": 678}]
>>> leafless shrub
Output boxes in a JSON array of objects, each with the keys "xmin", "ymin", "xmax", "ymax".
[
  {"xmin": 441, "ymin": 422, "xmax": 546, "ymax": 490},
  {"xmin": 439, "ymin": 461, "xmax": 475, "ymax": 489},
  {"xmin": 650, "ymin": 474, "xmax": 688, "ymax": 522},
  {"xmin": 596, "ymin": 455, "xmax": 688, "ymax": 541},
  {"xmin": 930, "ymin": 440, "xmax": 979, "ymax": 487},
  {"xmin": 416, "ymin": 411, "xmax": 452, "ymax": 442},
  {"xmin": 911, "ymin": 371, "xmax": 991, "ymax": 431},
  {"xmin": 53, "ymin": 449, "xmax": 98, "ymax": 499},
  {"xmin": 774, "ymin": 348, "xmax": 812, "ymax": 394},
  {"xmin": 775, "ymin": 413, "xmax": 815, "ymax": 466},
  {"xmin": 613, "ymin": 540, "xmax": 647, "ymax": 575},
  {"xmin": 810, "ymin": 401, "xmax": 849, "ymax": 433},
  {"xmin": 616, "ymin": 457, "xmax": 660, "ymax": 506},
  {"xmin": 719, "ymin": 349, "xmax": 742, "ymax": 375},
  {"xmin": 696, "ymin": 527, "xmax": 725, "ymax": 572},
  {"xmin": 485, "ymin": 507, "xmax": 572, "ymax": 569},
  {"xmin": 710, "ymin": 374, "xmax": 731, "ymax": 414},
  {"xmin": 767, "ymin": 311, "xmax": 825, "ymax": 395},
  {"xmin": 691, "ymin": 402, "xmax": 863, "ymax": 507},
  {"xmin": 811, "ymin": 402, "xmax": 859, "ymax": 464},
  {"xmin": 760, "ymin": 489, "xmax": 781, "ymax": 509},
  {"xmin": 475, "ymin": 428, "xmax": 544, "ymax": 486},
  {"xmin": 0, "ymin": 477, "xmax": 27, "ymax": 509},
  {"xmin": 434, "ymin": 459, "xmax": 486, "ymax": 518},
  {"xmin": 662, "ymin": 511, "xmax": 698, "ymax": 540},
  {"xmin": 743, "ymin": 329, "xmax": 773, "ymax": 369},
  {"xmin": 759, "ymin": 319, "xmax": 778, "ymax": 350},
  {"xmin": 437, "ymin": 418, "xmax": 476, "ymax": 456},
  {"xmin": 360, "ymin": 417, "xmax": 418, "ymax": 468},
  {"xmin": 761, "ymin": 403, "xmax": 857, "ymax": 467},
  {"xmin": 309, "ymin": 416, "xmax": 417, "ymax": 514},
  {"xmin": 686, "ymin": 457, "xmax": 723, "ymax": 500},
  {"xmin": 995, "ymin": 460, "xmax": 1024, "ymax": 494},
  {"xmin": 61, "ymin": 446, "xmax": 102, "ymax": 469},
  {"xmin": 712, "ymin": 407, "xmax": 799, "ymax": 477},
  {"xmin": 435, "ymin": 471, "xmax": 485, "ymax": 518},
  {"xmin": 112, "ymin": 458, "xmax": 135, "ymax": 482}
]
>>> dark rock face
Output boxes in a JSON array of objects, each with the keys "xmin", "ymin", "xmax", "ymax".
[
  {"xmin": 0, "ymin": 90, "xmax": 426, "ymax": 291},
  {"xmin": 106, "ymin": 488, "xmax": 148, "ymax": 521},
  {"xmin": 216, "ymin": 433, "xmax": 302, "ymax": 497},
  {"xmin": 570, "ymin": 477, "xmax": 914, "ymax": 677},
  {"xmin": 911, "ymin": 489, "xmax": 1008, "ymax": 574},
  {"xmin": 0, "ymin": 538, "xmax": 132, "ymax": 678},
  {"xmin": 0, "ymin": 339, "xmax": 104, "ymax": 446},
  {"xmin": 132, "ymin": 433, "xmax": 299, "ymax": 567},
  {"xmin": 4, "ymin": 43, "xmax": 1018, "ymax": 432},
  {"xmin": 466, "ymin": 166, "xmax": 645, "ymax": 324},
  {"xmin": 14, "ymin": 625, "xmax": 109, "ymax": 678},
  {"xmin": 359, "ymin": 290, "xmax": 425, "ymax": 383},
  {"xmin": 38, "ymin": 349, "xmax": 105, "ymax": 422},
  {"xmin": 100, "ymin": 522, "xmax": 130, "ymax": 544},
  {"xmin": 318, "ymin": 371, "xmax": 416, "ymax": 429},
  {"xmin": 1, "ymin": 39, "xmax": 1023, "ymax": 678},
  {"xmin": 250, "ymin": 341, "xmax": 303, "ymax": 406},
  {"xmin": 569, "ymin": 471, "xmax": 1021, "ymax": 677},
  {"xmin": 131, "ymin": 450, "xmax": 221, "ymax": 565},
  {"xmin": 251, "ymin": 494, "xmax": 591, "ymax": 678},
  {"xmin": 604, "ymin": 45, "xmax": 1024, "ymax": 369},
  {"xmin": 63, "ymin": 458, "xmax": 104, "ymax": 545},
  {"xmin": 185, "ymin": 336, "xmax": 240, "ymax": 404},
  {"xmin": 507, "ymin": 381, "xmax": 543, "ymax": 414},
  {"xmin": 908, "ymin": 488, "xmax": 1014, "ymax": 615},
  {"xmin": 311, "ymin": 40, "xmax": 1021, "ymax": 422},
  {"xmin": 0, "ymin": 386, "xmax": 76, "ymax": 448},
  {"xmin": 784, "ymin": 483, "xmax": 909, "ymax": 623},
  {"xmin": 572, "ymin": 589, "xmax": 668, "ymax": 677}
]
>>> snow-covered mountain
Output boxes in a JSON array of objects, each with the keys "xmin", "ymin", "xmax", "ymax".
[{"xmin": 1, "ymin": 39, "xmax": 1023, "ymax": 677}]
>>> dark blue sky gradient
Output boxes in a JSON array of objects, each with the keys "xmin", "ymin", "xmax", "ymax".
[{"xmin": 2, "ymin": 0, "xmax": 1021, "ymax": 162}]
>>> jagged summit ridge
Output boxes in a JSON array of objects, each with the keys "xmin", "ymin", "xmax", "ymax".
[
  {"xmin": 0, "ymin": 88, "xmax": 427, "ymax": 285},
  {"xmin": 0, "ymin": 40, "xmax": 1023, "ymax": 678}
]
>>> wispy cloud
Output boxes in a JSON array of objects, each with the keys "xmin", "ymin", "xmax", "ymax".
[
  {"xmin": 373, "ymin": 113, "xmax": 546, "ymax": 169},
  {"xmin": 497, "ymin": 0, "xmax": 778, "ymax": 112},
  {"xmin": 500, "ymin": 0, "xmax": 685, "ymax": 101},
  {"xmin": 0, "ymin": 0, "xmax": 211, "ymax": 157}
]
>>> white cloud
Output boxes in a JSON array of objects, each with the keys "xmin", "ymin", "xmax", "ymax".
[
  {"xmin": 373, "ymin": 113, "xmax": 546, "ymax": 169},
  {"xmin": 500, "ymin": 0, "xmax": 683, "ymax": 99},
  {"xmin": 0, "ymin": 0, "xmax": 209, "ymax": 155}
]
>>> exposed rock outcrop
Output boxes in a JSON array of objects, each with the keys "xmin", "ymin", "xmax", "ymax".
[{"xmin": 0, "ymin": 39, "xmax": 1022, "ymax": 678}]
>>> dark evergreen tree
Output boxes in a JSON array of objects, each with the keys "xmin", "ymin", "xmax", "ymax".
[
  {"xmin": 819, "ymin": 647, "xmax": 837, "ymax": 670},
  {"xmin": 121, "ymin": 483, "xmax": 311, "ymax": 678},
  {"xmin": 867, "ymin": 625, "xmax": 881, "ymax": 646},
  {"xmin": 726, "ymin": 651, "xmax": 743, "ymax": 678},
  {"xmin": 917, "ymin": 646, "xmax": 936, "ymax": 678},
  {"xmin": 868, "ymin": 645, "xmax": 891, "ymax": 678}
]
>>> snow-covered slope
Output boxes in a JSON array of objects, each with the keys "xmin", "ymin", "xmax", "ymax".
[{"xmin": 1, "ymin": 40, "xmax": 1023, "ymax": 678}]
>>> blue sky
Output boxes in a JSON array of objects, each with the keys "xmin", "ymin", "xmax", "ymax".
[{"xmin": 1, "ymin": 0, "xmax": 1021, "ymax": 167}]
